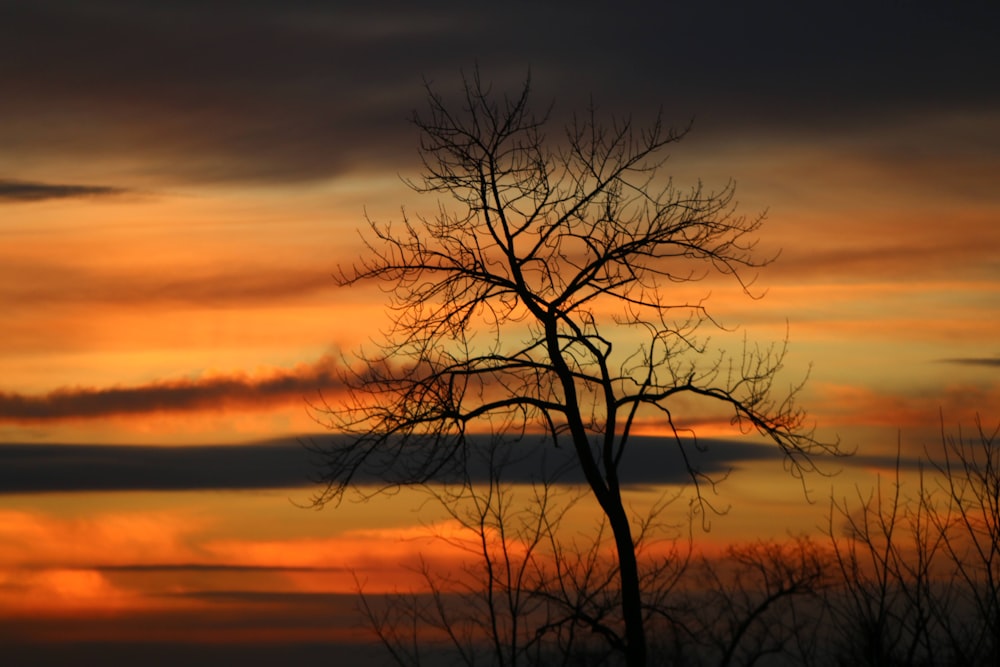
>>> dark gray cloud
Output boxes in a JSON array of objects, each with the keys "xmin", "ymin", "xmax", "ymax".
[
  {"xmin": 1, "ymin": 1, "xmax": 997, "ymax": 186},
  {"xmin": 0, "ymin": 178, "xmax": 126, "ymax": 202},
  {"xmin": 938, "ymin": 357, "xmax": 1000, "ymax": 368},
  {"xmin": 0, "ymin": 435, "xmax": 794, "ymax": 494},
  {"xmin": 0, "ymin": 356, "xmax": 342, "ymax": 422},
  {"xmin": 0, "ymin": 440, "xmax": 315, "ymax": 493}
]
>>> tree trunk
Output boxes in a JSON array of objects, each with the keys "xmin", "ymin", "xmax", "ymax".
[
  {"xmin": 605, "ymin": 493, "xmax": 647, "ymax": 667},
  {"xmin": 545, "ymin": 315, "xmax": 647, "ymax": 666}
]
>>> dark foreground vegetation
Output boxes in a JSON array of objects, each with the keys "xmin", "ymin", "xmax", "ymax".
[{"xmin": 358, "ymin": 419, "xmax": 999, "ymax": 666}]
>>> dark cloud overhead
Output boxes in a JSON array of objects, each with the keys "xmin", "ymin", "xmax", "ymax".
[
  {"xmin": 1, "ymin": 1, "xmax": 997, "ymax": 186},
  {"xmin": 0, "ymin": 178, "xmax": 126, "ymax": 202}
]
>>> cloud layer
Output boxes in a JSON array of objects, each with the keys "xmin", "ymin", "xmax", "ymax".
[
  {"xmin": 0, "ymin": 179, "xmax": 126, "ymax": 202},
  {"xmin": 0, "ymin": 434, "xmax": 808, "ymax": 494},
  {"xmin": 939, "ymin": 357, "xmax": 1000, "ymax": 368},
  {"xmin": 2, "ymin": 2, "xmax": 997, "ymax": 186},
  {"xmin": 0, "ymin": 357, "xmax": 342, "ymax": 422}
]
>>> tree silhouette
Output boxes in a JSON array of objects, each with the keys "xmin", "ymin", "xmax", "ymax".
[
  {"xmin": 355, "ymin": 440, "xmax": 692, "ymax": 667},
  {"xmin": 313, "ymin": 71, "xmax": 840, "ymax": 666},
  {"xmin": 826, "ymin": 417, "xmax": 1000, "ymax": 665}
]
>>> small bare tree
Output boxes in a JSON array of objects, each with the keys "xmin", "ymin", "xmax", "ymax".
[
  {"xmin": 826, "ymin": 456, "xmax": 939, "ymax": 666},
  {"xmin": 314, "ymin": 71, "xmax": 840, "ymax": 666},
  {"xmin": 677, "ymin": 537, "xmax": 830, "ymax": 667},
  {"xmin": 355, "ymin": 453, "xmax": 577, "ymax": 667},
  {"xmin": 930, "ymin": 416, "xmax": 1000, "ymax": 661},
  {"xmin": 825, "ymin": 417, "xmax": 1000, "ymax": 666},
  {"xmin": 356, "ymin": 440, "xmax": 691, "ymax": 666}
]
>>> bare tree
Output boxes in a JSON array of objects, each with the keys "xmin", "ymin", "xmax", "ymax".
[
  {"xmin": 355, "ymin": 461, "xmax": 573, "ymax": 667},
  {"xmin": 826, "ymin": 463, "xmax": 931, "ymax": 666},
  {"xmin": 677, "ymin": 537, "xmax": 830, "ymax": 667},
  {"xmin": 313, "ymin": 71, "xmax": 840, "ymax": 666},
  {"xmin": 825, "ymin": 417, "xmax": 1000, "ymax": 666},
  {"xmin": 930, "ymin": 416, "xmax": 1000, "ymax": 662}
]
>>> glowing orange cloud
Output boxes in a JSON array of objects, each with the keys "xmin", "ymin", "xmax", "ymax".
[
  {"xmin": 204, "ymin": 520, "xmax": 493, "ymax": 594},
  {"xmin": 0, "ymin": 509, "xmax": 208, "ymax": 568},
  {"xmin": 811, "ymin": 382, "xmax": 999, "ymax": 430},
  {"xmin": 0, "ymin": 507, "xmax": 485, "ymax": 613}
]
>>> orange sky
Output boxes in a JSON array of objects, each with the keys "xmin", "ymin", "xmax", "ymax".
[{"xmin": 2, "ymin": 2, "xmax": 998, "ymax": 661}]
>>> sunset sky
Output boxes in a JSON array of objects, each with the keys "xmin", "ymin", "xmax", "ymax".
[{"xmin": 2, "ymin": 1, "xmax": 999, "ymax": 664}]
